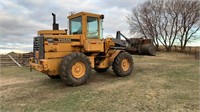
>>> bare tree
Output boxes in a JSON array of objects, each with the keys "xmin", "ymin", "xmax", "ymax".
[
  {"xmin": 127, "ymin": 0, "xmax": 200, "ymax": 52},
  {"xmin": 156, "ymin": 0, "xmax": 181, "ymax": 51},
  {"xmin": 127, "ymin": 0, "xmax": 163, "ymax": 49},
  {"xmin": 177, "ymin": 0, "xmax": 200, "ymax": 52}
]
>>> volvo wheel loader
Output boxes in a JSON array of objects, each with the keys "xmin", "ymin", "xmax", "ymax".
[{"xmin": 30, "ymin": 12, "xmax": 134, "ymax": 86}]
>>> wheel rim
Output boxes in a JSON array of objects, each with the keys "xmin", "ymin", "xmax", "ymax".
[
  {"xmin": 71, "ymin": 62, "xmax": 86, "ymax": 78},
  {"xmin": 121, "ymin": 59, "xmax": 130, "ymax": 71}
]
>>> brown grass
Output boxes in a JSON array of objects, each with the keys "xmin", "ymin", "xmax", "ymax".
[
  {"xmin": 158, "ymin": 45, "xmax": 199, "ymax": 54},
  {"xmin": 0, "ymin": 52, "xmax": 199, "ymax": 112}
]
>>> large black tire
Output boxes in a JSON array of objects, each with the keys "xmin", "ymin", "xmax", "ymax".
[
  {"xmin": 59, "ymin": 53, "xmax": 91, "ymax": 86},
  {"xmin": 113, "ymin": 52, "xmax": 133, "ymax": 77},
  {"xmin": 94, "ymin": 67, "xmax": 109, "ymax": 73},
  {"xmin": 47, "ymin": 75, "xmax": 60, "ymax": 79}
]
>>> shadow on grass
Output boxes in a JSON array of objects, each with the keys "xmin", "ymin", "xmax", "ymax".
[{"xmin": 33, "ymin": 69, "xmax": 118, "ymax": 88}]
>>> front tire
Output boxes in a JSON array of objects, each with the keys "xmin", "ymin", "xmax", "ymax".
[
  {"xmin": 59, "ymin": 53, "xmax": 91, "ymax": 86},
  {"xmin": 113, "ymin": 52, "xmax": 133, "ymax": 77}
]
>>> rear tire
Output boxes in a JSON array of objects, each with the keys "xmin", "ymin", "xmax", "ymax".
[
  {"xmin": 94, "ymin": 67, "xmax": 109, "ymax": 73},
  {"xmin": 113, "ymin": 52, "xmax": 133, "ymax": 77},
  {"xmin": 59, "ymin": 53, "xmax": 91, "ymax": 86}
]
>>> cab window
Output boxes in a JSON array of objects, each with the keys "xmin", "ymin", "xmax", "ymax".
[
  {"xmin": 87, "ymin": 17, "xmax": 99, "ymax": 38},
  {"xmin": 70, "ymin": 16, "xmax": 82, "ymax": 34}
]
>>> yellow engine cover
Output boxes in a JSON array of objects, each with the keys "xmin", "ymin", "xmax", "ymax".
[{"xmin": 83, "ymin": 39, "xmax": 104, "ymax": 52}]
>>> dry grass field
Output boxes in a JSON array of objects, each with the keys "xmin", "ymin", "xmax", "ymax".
[{"xmin": 0, "ymin": 52, "xmax": 199, "ymax": 112}]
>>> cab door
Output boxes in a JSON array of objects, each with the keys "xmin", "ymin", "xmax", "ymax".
[{"xmin": 83, "ymin": 16, "xmax": 104, "ymax": 52}]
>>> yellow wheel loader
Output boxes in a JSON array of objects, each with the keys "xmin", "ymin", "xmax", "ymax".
[{"xmin": 30, "ymin": 12, "xmax": 134, "ymax": 86}]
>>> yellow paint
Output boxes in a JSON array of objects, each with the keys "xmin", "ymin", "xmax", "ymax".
[
  {"xmin": 97, "ymin": 58, "xmax": 109, "ymax": 68},
  {"xmin": 30, "ymin": 58, "xmax": 62, "ymax": 75},
  {"xmin": 83, "ymin": 39, "xmax": 104, "ymax": 52},
  {"xmin": 68, "ymin": 12, "xmax": 101, "ymax": 20},
  {"xmin": 96, "ymin": 50, "xmax": 121, "ymax": 69},
  {"xmin": 38, "ymin": 30, "xmax": 67, "ymax": 35},
  {"xmin": 71, "ymin": 62, "xmax": 86, "ymax": 78},
  {"xmin": 44, "ymin": 42, "xmax": 80, "ymax": 52},
  {"xmin": 44, "ymin": 35, "xmax": 80, "ymax": 39},
  {"xmin": 35, "ymin": 51, "xmax": 39, "ymax": 59},
  {"xmin": 104, "ymin": 38, "xmax": 115, "ymax": 53},
  {"xmin": 45, "ymin": 52, "xmax": 70, "ymax": 59},
  {"xmin": 108, "ymin": 50, "xmax": 121, "ymax": 62},
  {"xmin": 121, "ymin": 59, "xmax": 130, "ymax": 71}
]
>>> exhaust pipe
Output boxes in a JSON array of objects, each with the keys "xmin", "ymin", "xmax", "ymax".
[{"xmin": 52, "ymin": 13, "xmax": 59, "ymax": 30}]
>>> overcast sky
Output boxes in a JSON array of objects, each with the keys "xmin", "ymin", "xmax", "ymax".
[
  {"xmin": 0, "ymin": 0, "xmax": 147, "ymax": 54},
  {"xmin": 0, "ymin": 0, "xmax": 199, "ymax": 54}
]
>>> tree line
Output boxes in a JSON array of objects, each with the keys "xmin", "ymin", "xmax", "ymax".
[{"xmin": 127, "ymin": 0, "xmax": 200, "ymax": 52}]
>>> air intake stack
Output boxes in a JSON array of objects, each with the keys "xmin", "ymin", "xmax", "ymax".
[{"xmin": 52, "ymin": 13, "xmax": 59, "ymax": 30}]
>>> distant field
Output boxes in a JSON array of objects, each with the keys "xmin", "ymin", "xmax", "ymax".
[
  {"xmin": 159, "ymin": 45, "xmax": 199, "ymax": 54},
  {"xmin": 0, "ymin": 52, "xmax": 199, "ymax": 112}
]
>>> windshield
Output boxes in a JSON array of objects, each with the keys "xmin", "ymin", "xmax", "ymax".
[
  {"xmin": 69, "ymin": 16, "xmax": 82, "ymax": 34},
  {"xmin": 87, "ymin": 17, "xmax": 99, "ymax": 38}
]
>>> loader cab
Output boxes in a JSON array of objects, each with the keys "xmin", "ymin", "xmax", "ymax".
[
  {"xmin": 68, "ymin": 12, "xmax": 105, "ymax": 52},
  {"xmin": 68, "ymin": 12, "xmax": 104, "ymax": 39}
]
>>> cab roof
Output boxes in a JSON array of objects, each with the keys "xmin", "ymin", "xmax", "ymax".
[{"xmin": 68, "ymin": 12, "xmax": 102, "ymax": 19}]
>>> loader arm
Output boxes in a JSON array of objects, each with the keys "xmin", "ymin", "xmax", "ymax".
[{"xmin": 113, "ymin": 31, "xmax": 156, "ymax": 56}]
